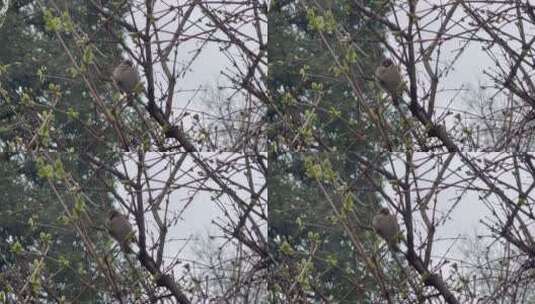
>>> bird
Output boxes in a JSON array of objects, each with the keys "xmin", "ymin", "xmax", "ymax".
[
  {"xmin": 111, "ymin": 59, "xmax": 140, "ymax": 95},
  {"xmin": 375, "ymin": 58, "xmax": 402, "ymax": 103},
  {"xmin": 108, "ymin": 209, "xmax": 135, "ymax": 254},
  {"xmin": 372, "ymin": 207, "xmax": 400, "ymax": 251}
]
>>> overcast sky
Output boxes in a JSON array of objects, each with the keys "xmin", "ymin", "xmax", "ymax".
[
  {"xmin": 386, "ymin": 152, "xmax": 534, "ymax": 275},
  {"xmin": 108, "ymin": 0, "xmax": 533, "ymax": 279},
  {"xmin": 381, "ymin": 1, "xmax": 535, "ymax": 267},
  {"xmin": 385, "ymin": 0, "xmax": 513, "ymax": 132},
  {"xmin": 125, "ymin": 1, "xmax": 265, "ymax": 129},
  {"xmin": 116, "ymin": 152, "xmax": 267, "ymax": 275}
]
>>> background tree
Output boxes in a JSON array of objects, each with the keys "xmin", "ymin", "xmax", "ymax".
[
  {"xmin": 268, "ymin": 0, "xmax": 400, "ymax": 301},
  {"xmin": 0, "ymin": 0, "xmax": 127, "ymax": 152},
  {"xmin": 270, "ymin": 151, "xmax": 535, "ymax": 304},
  {"xmin": 269, "ymin": 1, "xmax": 535, "ymax": 301},
  {"xmin": 270, "ymin": 1, "xmax": 535, "ymax": 152},
  {"xmin": 0, "ymin": 153, "xmax": 119, "ymax": 303},
  {"xmin": 269, "ymin": 153, "xmax": 391, "ymax": 303},
  {"xmin": 0, "ymin": 0, "xmax": 268, "ymax": 302},
  {"xmin": 0, "ymin": 0, "xmax": 123, "ymax": 301},
  {"xmin": 268, "ymin": 0, "xmax": 396, "ymax": 152},
  {"xmin": 0, "ymin": 151, "xmax": 267, "ymax": 303}
]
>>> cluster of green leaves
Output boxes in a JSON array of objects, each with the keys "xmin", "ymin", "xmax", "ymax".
[
  {"xmin": 0, "ymin": 0, "xmax": 131, "ymax": 302},
  {"xmin": 0, "ymin": 0, "xmax": 128, "ymax": 153},
  {"xmin": 0, "ymin": 153, "xmax": 119, "ymax": 302},
  {"xmin": 268, "ymin": 2, "xmax": 396, "ymax": 298},
  {"xmin": 269, "ymin": 153, "xmax": 384, "ymax": 303},
  {"xmin": 268, "ymin": 0, "xmax": 391, "ymax": 153}
]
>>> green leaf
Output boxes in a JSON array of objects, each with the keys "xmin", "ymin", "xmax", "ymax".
[
  {"xmin": 10, "ymin": 240, "xmax": 23, "ymax": 255},
  {"xmin": 280, "ymin": 240, "xmax": 295, "ymax": 256}
]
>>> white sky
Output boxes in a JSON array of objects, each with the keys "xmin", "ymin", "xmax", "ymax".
[
  {"xmin": 125, "ymin": 1, "xmax": 266, "ymax": 127},
  {"xmin": 386, "ymin": 152, "xmax": 533, "ymax": 273},
  {"xmin": 115, "ymin": 152, "xmax": 267, "ymax": 271},
  {"xmin": 377, "ymin": 1, "xmax": 535, "ymax": 268},
  {"xmin": 384, "ymin": 0, "xmax": 532, "ymax": 131},
  {"xmin": 107, "ymin": 4, "xmax": 267, "ymax": 266}
]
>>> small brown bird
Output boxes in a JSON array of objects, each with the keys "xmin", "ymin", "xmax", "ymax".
[
  {"xmin": 108, "ymin": 209, "xmax": 135, "ymax": 254},
  {"xmin": 112, "ymin": 59, "xmax": 140, "ymax": 94},
  {"xmin": 372, "ymin": 207, "xmax": 400, "ymax": 251},
  {"xmin": 375, "ymin": 59, "xmax": 402, "ymax": 102}
]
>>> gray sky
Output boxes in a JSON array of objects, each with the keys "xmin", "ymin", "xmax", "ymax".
[
  {"xmin": 386, "ymin": 152, "xmax": 532, "ymax": 274},
  {"xmin": 386, "ymin": 0, "xmax": 508, "ymax": 130},
  {"xmin": 379, "ymin": 3, "xmax": 534, "ymax": 268},
  {"xmin": 126, "ymin": 2, "xmax": 265, "ymax": 129},
  {"xmin": 115, "ymin": 152, "xmax": 267, "ymax": 273}
]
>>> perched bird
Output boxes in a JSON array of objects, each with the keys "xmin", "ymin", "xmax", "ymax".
[
  {"xmin": 375, "ymin": 58, "xmax": 402, "ymax": 102},
  {"xmin": 111, "ymin": 59, "xmax": 140, "ymax": 94},
  {"xmin": 108, "ymin": 209, "xmax": 135, "ymax": 254},
  {"xmin": 372, "ymin": 207, "xmax": 400, "ymax": 251}
]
